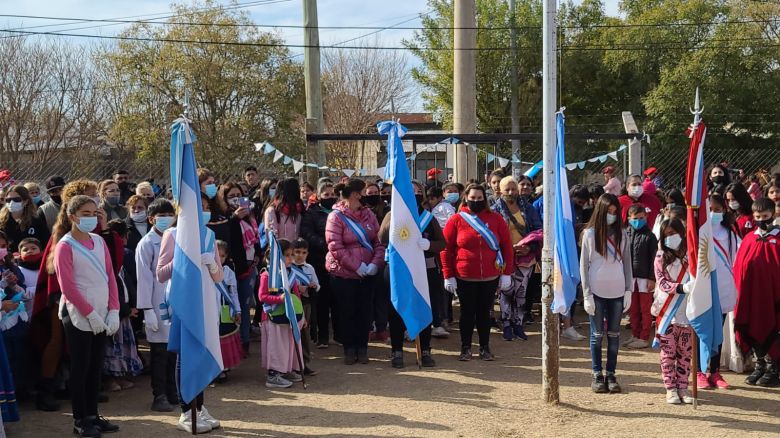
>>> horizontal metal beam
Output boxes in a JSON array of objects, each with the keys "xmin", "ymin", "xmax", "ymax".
[{"xmin": 306, "ymin": 132, "xmax": 639, "ymax": 143}]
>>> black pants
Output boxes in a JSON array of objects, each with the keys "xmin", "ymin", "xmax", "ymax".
[
  {"xmin": 314, "ymin": 264, "xmax": 338, "ymax": 344},
  {"xmin": 428, "ymin": 264, "xmax": 445, "ymax": 327},
  {"xmin": 457, "ymin": 278, "xmax": 499, "ymax": 349},
  {"xmin": 389, "ymin": 306, "xmax": 432, "ymax": 352},
  {"xmin": 149, "ymin": 343, "xmax": 178, "ymax": 403},
  {"xmin": 63, "ymin": 320, "xmax": 106, "ymax": 421},
  {"xmin": 175, "ymin": 355, "xmax": 204, "ymax": 413},
  {"xmin": 372, "ymin": 274, "xmax": 390, "ymax": 332},
  {"xmin": 332, "ymin": 275, "xmax": 375, "ymax": 353}
]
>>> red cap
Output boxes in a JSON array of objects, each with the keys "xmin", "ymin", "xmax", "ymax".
[
  {"xmin": 643, "ymin": 167, "xmax": 657, "ymax": 177},
  {"xmin": 427, "ymin": 168, "xmax": 442, "ymax": 177},
  {"xmin": 602, "ymin": 166, "xmax": 615, "ymax": 175}
]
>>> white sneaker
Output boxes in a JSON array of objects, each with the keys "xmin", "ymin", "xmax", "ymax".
[
  {"xmin": 678, "ymin": 388, "xmax": 694, "ymax": 404},
  {"xmin": 562, "ymin": 326, "xmax": 586, "ymax": 341},
  {"xmin": 666, "ymin": 389, "xmax": 682, "ymax": 404},
  {"xmin": 198, "ymin": 406, "xmax": 220, "ymax": 429},
  {"xmin": 431, "ymin": 326, "xmax": 450, "ymax": 338},
  {"xmin": 178, "ymin": 412, "xmax": 212, "ymax": 434}
]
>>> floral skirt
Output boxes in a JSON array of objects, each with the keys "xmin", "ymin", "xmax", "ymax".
[{"xmin": 103, "ymin": 318, "xmax": 143, "ymax": 377}]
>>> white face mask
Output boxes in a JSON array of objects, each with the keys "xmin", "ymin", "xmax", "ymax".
[
  {"xmin": 130, "ymin": 211, "xmax": 147, "ymax": 223},
  {"xmin": 728, "ymin": 201, "xmax": 740, "ymax": 211},
  {"xmin": 606, "ymin": 213, "xmax": 617, "ymax": 225},
  {"xmin": 665, "ymin": 234, "xmax": 683, "ymax": 251},
  {"xmin": 629, "ymin": 186, "xmax": 644, "ymax": 198},
  {"xmin": 6, "ymin": 201, "xmax": 23, "ymax": 214}
]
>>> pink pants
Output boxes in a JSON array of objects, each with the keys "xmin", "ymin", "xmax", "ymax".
[{"xmin": 658, "ymin": 324, "xmax": 693, "ymax": 389}]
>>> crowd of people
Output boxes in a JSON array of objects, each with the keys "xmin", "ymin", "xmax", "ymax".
[{"xmin": 0, "ymin": 162, "xmax": 777, "ymax": 436}]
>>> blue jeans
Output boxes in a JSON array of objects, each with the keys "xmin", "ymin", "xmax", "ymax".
[
  {"xmin": 588, "ymin": 295, "xmax": 623, "ymax": 374},
  {"xmin": 238, "ymin": 275, "xmax": 254, "ymax": 345}
]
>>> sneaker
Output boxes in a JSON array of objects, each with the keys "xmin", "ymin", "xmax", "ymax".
[
  {"xmin": 177, "ymin": 412, "xmax": 212, "ymax": 434},
  {"xmin": 391, "ymin": 350, "xmax": 404, "ymax": 369},
  {"xmin": 606, "ymin": 373, "xmax": 621, "ymax": 393},
  {"xmin": 502, "ymin": 326, "xmax": 514, "ymax": 341},
  {"xmin": 513, "ymin": 325, "xmax": 528, "ymax": 341},
  {"xmin": 745, "ymin": 359, "xmax": 766, "ymax": 385},
  {"xmin": 92, "ymin": 416, "xmax": 119, "ymax": 433},
  {"xmin": 303, "ymin": 367, "xmax": 318, "ymax": 376},
  {"xmin": 591, "ymin": 374, "xmax": 608, "ymax": 393},
  {"xmin": 421, "ymin": 350, "xmax": 436, "ymax": 367},
  {"xmin": 458, "ymin": 347, "xmax": 472, "ymax": 361},
  {"xmin": 678, "ymin": 388, "xmax": 694, "ymax": 404},
  {"xmin": 357, "ymin": 349, "xmax": 369, "ymax": 364},
  {"xmin": 198, "ymin": 406, "xmax": 220, "ymax": 429},
  {"xmin": 431, "ymin": 326, "xmax": 449, "ymax": 338},
  {"xmin": 479, "ymin": 346, "xmax": 495, "ymax": 361},
  {"xmin": 626, "ymin": 339, "xmax": 650, "ymax": 349},
  {"xmin": 757, "ymin": 364, "xmax": 780, "ymax": 387},
  {"xmin": 709, "ymin": 372, "xmax": 730, "ymax": 389},
  {"xmin": 283, "ymin": 371, "xmax": 303, "ymax": 382},
  {"xmin": 621, "ymin": 335, "xmax": 636, "ymax": 347},
  {"xmin": 665, "ymin": 389, "xmax": 681, "ymax": 404},
  {"xmin": 265, "ymin": 373, "xmax": 293, "ymax": 389},
  {"xmin": 151, "ymin": 395, "xmax": 174, "ymax": 412},
  {"xmin": 697, "ymin": 372, "xmax": 713, "ymax": 389},
  {"xmin": 562, "ymin": 326, "xmax": 586, "ymax": 341},
  {"xmin": 73, "ymin": 417, "xmax": 102, "ymax": 438},
  {"xmin": 317, "ymin": 342, "xmax": 329, "ymax": 349}
]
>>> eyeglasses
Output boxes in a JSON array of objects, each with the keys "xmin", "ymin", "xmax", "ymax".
[{"xmin": 5, "ymin": 197, "xmax": 22, "ymax": 203}]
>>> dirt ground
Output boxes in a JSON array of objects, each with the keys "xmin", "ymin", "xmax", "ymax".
[{"xmin": 10, "ymin": 316, "xmax": 780, "ymax": 438}]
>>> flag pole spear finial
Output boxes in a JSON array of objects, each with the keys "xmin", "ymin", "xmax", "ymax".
[{"xmin": 690, "ymin": 87, "xmax": 704, "ymax": 127}]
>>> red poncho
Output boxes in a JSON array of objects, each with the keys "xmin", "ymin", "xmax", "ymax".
[{"xmin": 733, "ymin": 228, "xmax": 780, "ymax": 361}]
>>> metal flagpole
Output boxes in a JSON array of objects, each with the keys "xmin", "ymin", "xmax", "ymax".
[
  {"xmin": 689, "ymin": 87, "xmax": 703, "ymax": 409},
  {"xmin": 541, "ymin": 0, "xmax": 559, "ymax": 404}
]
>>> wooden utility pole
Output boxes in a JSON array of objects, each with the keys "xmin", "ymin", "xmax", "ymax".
[
  {"xmin": 509, "ymin": 0, "xmax": 522, "ymax": 180},
  {"xmin": 303, "ymin": 0, "xmax": 324, "ymax": 186},
  {"xmin": 453, "ymin": 0, "xmax": 477, "ymax": 183},
  {"xmin": 541, "ymin": 0, "xmax": 560, "ymax": 404}
]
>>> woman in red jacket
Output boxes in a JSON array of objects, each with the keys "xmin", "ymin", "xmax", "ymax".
[
  {"xmin": 325, "ymin": 179, "xmax": 386, "ymax": 365},
  {"xmin": 441, "ymin": 183, "xmax": 513, "ymax": 361}
]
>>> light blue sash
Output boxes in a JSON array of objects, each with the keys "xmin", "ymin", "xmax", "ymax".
[
  {"xmin": 336, "ymin": 211, "xmax": 373, "ymax": 252},
  {"xmin": 458, "ymin": 212, "xmax": 504, "ymax": 268},
  {"xmin": 418, "ymin": 210, "xmax": 433, "ymax": 232},
  {"xmin": 289, "ymin": 265, "xmax": 310, "ymax": 288}
]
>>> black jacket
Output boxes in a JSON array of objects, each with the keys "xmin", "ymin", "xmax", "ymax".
[
  {"xmin": 300, "ymin": 203, "xmax": 330, "ymax": 269},
  {"xmin": 124, "ymin": 216, "xmax": 147, "ymax": 252},
  {"xmin": 627, "ymin": 226, "xmax": 658, "ymax": 280},
  {"xmin": 0, "ymin": 214, "xmax": 51, "ymax": 253}
]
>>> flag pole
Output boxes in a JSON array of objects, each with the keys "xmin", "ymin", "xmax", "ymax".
[
  {"xmin": 415, "ymin": 337, "xmax": 423, "ymax": 370},
  {"xmin": 294, "ymin": 337, "xmax": 307, "ymax": 389},
  {"xmin": 689, "ymin": 88, "xmax": 703, "ymax": 409}
]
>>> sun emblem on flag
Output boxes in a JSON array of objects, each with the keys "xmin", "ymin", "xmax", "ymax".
[{"xmin": 392, "ymin": 220, "xmax": 414, "ymax": 244}]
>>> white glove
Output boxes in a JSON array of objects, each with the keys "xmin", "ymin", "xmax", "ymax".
[
  {"xmin": 356, "ymin": 262, "xmax": 369, "ymax": 278},
  {"xmin": 201, "ymin": 253, "xmax": 215, "ymax": 267},
  {"xmin": 623, "ymin": 291, "xmax": 632, "ymax": 313},
  {"xmin": 105, "ymin": 310, "xmax": 120, "ymax": 336},
  {"xmin": 418, "ymin": 238, "xmax": 430, "ymax": 251},
  {"xmin": 444, "ymin": 277, "xmax": 458, "ymax": 295},
  {"xmin": 498, "ymin": 274, "xmax": 512, "ymax": 291},
  {"xmin": 366, "ymin": 263, "xmax": 379, "ymax": 276},
  {"xmin": 144, "ymin": 309, "xmax": 159, "ymax": 332},
  {"xmin": 682, "ymin": 280, "xmax": 694, "ymax": 295},
  {"xmin": 86, "ymin": 311, "xmax": 109, "ymax": 335},
  {"xmin": 583, "ymin": 296, "xmax": 595, "ymax": 316}
]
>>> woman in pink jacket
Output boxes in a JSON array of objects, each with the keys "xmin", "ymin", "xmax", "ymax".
[{"xmin": 325, "ymin": 179, "xmax": 386, "ymax": 365}]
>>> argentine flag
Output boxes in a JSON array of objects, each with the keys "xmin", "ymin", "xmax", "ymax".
[
  {"xmin": 551, "ymin": 112, "xmax": 581, "ymax": 314},
  {"xmin": 380, "ymin": 120, "xmax": 431, "ymax": 339},
  {"xmin": 166, "ymin": 117, "xmax": 223, "ymax": 403}
]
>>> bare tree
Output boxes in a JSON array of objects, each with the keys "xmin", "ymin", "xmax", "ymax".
[{"xmin": 322, "ymin": 40, "xmax": 414, "ymax": 170}]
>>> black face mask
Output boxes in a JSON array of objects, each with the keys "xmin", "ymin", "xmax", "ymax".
[
  {"xmin": 467, "ymin": 200, "xmax": 487, "ymax": 213},
  {"xmin": 415, "ymin": 194, "xmax": 424, "ymax": 207},
  {"xmin": 756, "ymin": 218, "xmax": 774, "ymax": 231},
  {"xmin": 118, "ymin": 181, "xmax": 129, "ymax": 190},
  {"xmin": 711, "ymin": 175, "xmax": 725, "ymax": 185},
  {"xmin": 320, "ymin": 198, "xmax": 337, "ymax": 210},
  {"xmin": 361, "ymin": 194, "xmax": 380, "ymax": 207},
  {"xmin": 51, "ymin": 195, "xmax": 62, "ymax": 205}
]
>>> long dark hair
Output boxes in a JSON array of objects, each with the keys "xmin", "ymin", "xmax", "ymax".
[
  {"xmin": 665, "ymin": 188, "xmax": 685, "ymax": 206},
  {"xmin": 216, "ymin": 182, "xmax": 245, "ymax": 216},
  {"xmin": 274, "ymin": 178, "xmax": 302, "ymax": 224},
  {"xmin": 586, "ymin": 193, "xmax": 623, "ymax": 259},
  {"xmin": 0, "ymin": 185, "xmax": 37, "ymax": 230},
  {"xmin": 659, "ymin": 217, "xmax": 687, "ymax": 268},
  {"xmin": 334, "ymin": 178, "xmax": 366, "ymax": 200},
  {"xmin": 725, "ymin": 182, "xmax": 753, "ymax": 217}
]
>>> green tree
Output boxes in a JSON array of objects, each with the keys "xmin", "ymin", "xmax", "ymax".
[{"xmin": 100, "ymin": 0, "xmax": 305, "ymax": 176}]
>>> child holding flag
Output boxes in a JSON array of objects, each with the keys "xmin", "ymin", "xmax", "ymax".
[
  {"xmin": 652, "ymin": 217, "xmax": 694, "ymax": 404},
  {"xmin": 258, "ymin": 238, "xmax": 304, "ymax": 388}
]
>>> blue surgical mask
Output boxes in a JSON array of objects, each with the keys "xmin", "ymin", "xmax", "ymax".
[
  {"xmin": 629, "ymin": 218, "xmax": 647, "ymax": 230},
  {"xmin": 445, "ymin": 192, "xmax": 460, "ymax": 204},
  {"xmin": 32, "ymin": 195, "xmax": 41, "ymax": 204},
  {"xmin": 76, "ymin": 216, "xmax": 98, "ymax": 233},
  {"xmin": 205, "ymin": 184, "xmax": 218, "ymax": 199},
  {"xmin": 666, "ymin": 203, "xmax": 676, "ymax": 209},
  {"xmin": 268, "ymin": 188, "xmax": 277, "ymax": 198},
  {"xmin": 606, "ymin": 213, "xmax": 617, "ymax": 225},
  {"xmin": 202, "ymin": 211, "xmax": 212, "ymax": 223},
  {"xmin": 710, "ymin": 211, "xmax": 724, "ymax": 227},
  {"xmin": 155, "ymin": 216, "xmax": 174, "ymax": 232}
]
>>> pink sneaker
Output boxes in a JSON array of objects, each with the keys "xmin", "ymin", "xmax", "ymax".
[
  {"xmin": 697, "ymin": 372, "xmax": 713, "ymax": 389},
  {"xmin": 710, "ymin": 371, "xmax": 730, "ymax": 389}
]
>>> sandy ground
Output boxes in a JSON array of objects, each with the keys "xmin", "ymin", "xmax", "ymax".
[{"xmin": 9, "ymin": 317, "xmax": 780, "ymax": 438}]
